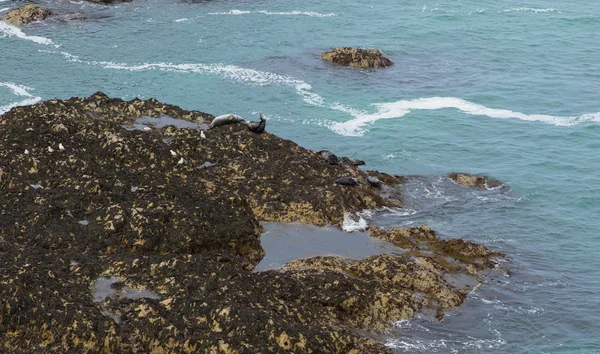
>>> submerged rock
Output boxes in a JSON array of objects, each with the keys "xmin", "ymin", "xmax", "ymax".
[
  {"xmin": 321, "ymin": 47, "xmax": 393, "ymax": 68},
  {"xmin": 448, "ymin": 172, "xmax": 503, "ymax": 190},
  {"xmin": 87, "ymin": 0, "xmax": 132, "ymax": 3},
  {"xmin": 3, "ymin": 5, "xmax": 52, "ymax": 26}
]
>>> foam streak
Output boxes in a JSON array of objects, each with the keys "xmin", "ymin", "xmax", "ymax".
[
  {"xmin": 0, "ymin": 21, "xmax": 58, "ymax": 47},
  {"xmin": 41, "ymin": 50, "xmax": 325, "ymax": 107},
  {"xmin": 208, "ymin": 9, "xmax": 335, "ymax": 17},
  {"xmin": 331, "ymin": 97, "xmax": 600, "ymax": 136},
  {"xmin": 0, "ymin": 82, "xmax": 42, "ymax": 115}
]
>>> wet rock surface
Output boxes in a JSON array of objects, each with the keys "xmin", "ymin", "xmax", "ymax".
[
  {"xmin": 321, "ymin": 47, "xmax": 394, "ymax": 69},
  {"xmin": 0, "ymin": 94, "xmax": 501, "ymax": 352},
  {"xmin": 448, "ymin": 172, "xmax": 503, "ymax": 190},
  {"xmin": 3, "ymin": 4, "xmax": 52, "ymax": 26}
]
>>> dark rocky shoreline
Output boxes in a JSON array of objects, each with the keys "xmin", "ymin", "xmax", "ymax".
[{"xmin": 0, "ymin": 94, "xmax": 503, "ymax": 353}]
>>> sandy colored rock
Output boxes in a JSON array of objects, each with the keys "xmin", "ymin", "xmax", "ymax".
[
  {"xmin": 448, "ymin": 172, "xmax": 503, "ymax": 190},
  {"xmin": 322, "ymin": 47, "xmax": 393, "ymax": 68},
  {"xmin": 3, "ymin": 4, "xmax": 52, "ymax": 26}
]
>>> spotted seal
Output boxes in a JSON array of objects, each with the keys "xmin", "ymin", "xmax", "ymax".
[{"xmin": 208, "ymin": 114, "xmax": 246, "ymax": 129}]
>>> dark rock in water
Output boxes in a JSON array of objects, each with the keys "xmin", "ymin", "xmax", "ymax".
[
  {"xmin": 321, "ymin": 47, "xmax": 393, "ymax": 69},
  {"xmin": 448, "ymin": 172, "xmax": 503, "ymax": 190},
  {"xmin": 367, "ymin": 176, "xmax": 382, "ymax": 188},
  {"xmin": 3, "ymin": 5, "xmax": 52, "ymax": 26},
  {"xmin": 335, "ymin": 176, "xmax": 360, "ymax": 186},
  {"xmin": 247, "ymin": 113, "xmax": 266, "ymax": 134},
  {"xmin": 0, "ymin": 93, "xmax": 500, "ymax": 353},
  {"xmin": 318, "ymin": 150, "xmax": 341, "ymax": 165},
  {"xmin": 340, "ymin": 156, "xmax": 366, "ymax": 166}
]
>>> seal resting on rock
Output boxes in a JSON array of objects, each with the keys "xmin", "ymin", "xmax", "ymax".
[
  {"xmin": 367, "ymin": 176, "xmax": 382, "ymax": 188},
  {"xmin": 335, "ymin": 177, "xmax": 359, "ymax": 186},
  {"xmin": 319, "ymin": 150, "xmax": 341, "ymax": 165},
  {"xmin": 247, "ymin": 113, "xmax": 266, "ymax": 134},
  {"xmin": 208, "ymin": 114, "xmax": 245, "ymax": 129}
]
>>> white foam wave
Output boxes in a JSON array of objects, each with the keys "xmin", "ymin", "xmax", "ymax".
[
  {"xmin": 174, "ymin": 18, "xmax": 189, "ymax": 22},
  {"xmin": 502, "ymin": 7, "xmax": 557, "ymax": 14},
  {"xmin": 330, "ymin": 97, "xmax": 600, "ymax": 136},
  {"xmin": 0, "ymin": 21, "xmax": 59, "ymax": 47},
  {"xmin": 208, "ymin": 9, "xmax": 335, "ymax": 17},
  {"xmin": 342, "ymin": 212, "xmax": 368, "ymax": 232},
  {"xmin": 0, "ymin": 82, "xmax": 42, "ymax": 115},
  {"xmin": 41, "ymin": 50, "xmax": 325, "ymax": 106},
  {"xmin": 0, "ymin": 7, "xmax": 9, "ymax": 13},
  {"xmin": 386, "ymin": 333, "xmax": 506, "ymax": 351}
]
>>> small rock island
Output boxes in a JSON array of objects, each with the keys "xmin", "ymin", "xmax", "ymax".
[{"xmin": 322, "ymin": 47, "xmax": 394, "ymax": 68}]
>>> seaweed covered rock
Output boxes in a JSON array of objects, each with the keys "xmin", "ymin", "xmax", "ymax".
[
  {"xmin": 448, "ymin": 172, "xmax": 503, "ymax": 190},
  {"xmin": 368, "ymin": 226, "xmax": 503, "ymax": 276},
  {"xmin": 0, "ymin": 93, "xmax": 408, "ymax": 352},
  {"xmin": 321, "ymin": 47, "xmax": 393, "ymax": 68},
  {"xmin": 3, "ymin": 4, "xmax": 52, "ymax": 26},
  {"xmin": 0, "ymin": 94, "xmax": 502, "ymax": 352}
]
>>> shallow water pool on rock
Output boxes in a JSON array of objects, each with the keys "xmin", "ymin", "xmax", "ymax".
[{"xmin": 255, "ymin": 222, "xmax": 404, "ymax": 271}]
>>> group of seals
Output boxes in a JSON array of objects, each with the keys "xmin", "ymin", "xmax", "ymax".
[{"xmin": 208, "ymin": 113, "xmax": 266, "ymax": 134}]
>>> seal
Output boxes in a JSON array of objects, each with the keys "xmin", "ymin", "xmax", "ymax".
[
  {"xmin": 367, "ymin": 176, "xmax": 382, "ymax": 188},
  {"xmin": 340, "ymin": 156, "xmax": 366, "ymax": 166},
  {"xmin": 335, "ymin": 176, "xmax": 359, "ymax": 186},
  {"xmin": 319, "ymin": 150, "xmax": 341, "ymax": 165},
  {"xmin": 247, "ymin": 113, "xmax": 266, "ymax": 134},
  {"xmin": 208, "ymin": 114, "xmax": 246, "ymax": 129}
]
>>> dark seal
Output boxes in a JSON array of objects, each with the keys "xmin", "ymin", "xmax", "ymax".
[
  {"xmin": 335, "ymin": 177, "xmax": 359, "ymax": 186},
  {"xmin": 247, "ymin": 113, "xmax": 266, "ymax": 134}
]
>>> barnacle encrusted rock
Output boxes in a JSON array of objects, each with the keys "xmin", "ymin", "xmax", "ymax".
[
  {"xmin": 0, "ymin": 93, "xmax": 500, "ymax": 352},
  {"xmin": 3, "ymin": 4, "xmax": 52, "ymax": 26},
  {"xmin": 448, "ymin": 172, "xmax": 503, "ymax": 190},
  {"xmin": 321, "ymin": 47, "xmax": 393, "ymax": 68}
]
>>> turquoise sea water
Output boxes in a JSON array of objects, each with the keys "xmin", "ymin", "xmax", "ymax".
[{"xmin": 1, "ymin": 0, "xmax": 599, "ymax": 352}]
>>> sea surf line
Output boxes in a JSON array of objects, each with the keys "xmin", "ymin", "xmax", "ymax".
[
  {"xmin": 207, "ymin": 10, "xmax": 335, "ymax": 17},
  {"xmin": 0, "ymin": 82, "xmax": 42, "ymax": 115},
  {"xmin": 330, "ymin": 97, "xmax": 600, "ymax": 136},
  {"xmin": 0, "ymin": 21, "xmax": 60, "ymax": 47},
  {"xmin": 37, "ymin": 51, "xmax": 600, "ymax": 137}
]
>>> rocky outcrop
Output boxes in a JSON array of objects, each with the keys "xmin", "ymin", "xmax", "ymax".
[
  {"xmin": 3, "ymin": 4, "xmax": 52, "ymax": 26},
  {"xmin": 321, "ymin": 47, "xmax": 393, "ymax": 68},
  {"xmin": 448, "ymin": 172, "xmax": 503, "ymax": 190},
  {"xmin": 0, "ymin": 94, "xmax": 501, "ymax": 352}
]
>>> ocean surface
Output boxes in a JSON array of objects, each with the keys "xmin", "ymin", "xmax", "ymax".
[{"xmin": 1, "ymin": 0, "xmax": 599, "ymax": 352}]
